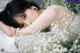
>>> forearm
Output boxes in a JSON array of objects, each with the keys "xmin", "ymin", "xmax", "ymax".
[{"xmin": 16, "ymin": 26, "xmax": 34, "ymax": 35}]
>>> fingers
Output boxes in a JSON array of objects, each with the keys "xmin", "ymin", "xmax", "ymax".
[
  {"xmin": 8, "ymin": 27, "xmax": 16, "ymax": 37},
  {"xmin": 11, "ymin": 27, "xmax": 16, "ymax": 36}
]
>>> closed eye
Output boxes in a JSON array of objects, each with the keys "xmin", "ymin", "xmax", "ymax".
[{"xmin": 21, "ymin": 14, "xmax": 26, "ymax": 19}]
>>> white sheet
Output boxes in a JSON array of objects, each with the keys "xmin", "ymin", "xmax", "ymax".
[{"xmin": 0, "ymin": 28, "xmax": 19, "ymax": 52}]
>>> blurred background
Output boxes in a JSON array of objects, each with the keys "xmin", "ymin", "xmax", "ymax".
[
  {"xmin": 0, "ymin": 0, "xmax": 80, "ymax": 14},
  {"xmin": 0, "ymin": 0, "xmax": 44, "ymax": 11}
]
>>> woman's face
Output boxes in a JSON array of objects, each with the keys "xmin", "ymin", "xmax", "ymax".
[{"xmin": 14, "ymin": 8, "xmax": 40, "ymax": 27}]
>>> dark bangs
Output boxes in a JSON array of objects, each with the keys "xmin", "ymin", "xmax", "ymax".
[
  {"xmin": 6, "ymin": 0, "xmax": 40, "ymax": 17},
  {"xmin": 6, "ymin": 0, "xmax": 30, "ymax": 17}
]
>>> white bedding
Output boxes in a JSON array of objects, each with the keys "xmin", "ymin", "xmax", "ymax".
[{"xmin": 0, "ymin": 28, "xmax": 19, "ymax": 52}]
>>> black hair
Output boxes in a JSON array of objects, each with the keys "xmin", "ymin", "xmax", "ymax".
[{"xmin": 0, "ymin": 0, "xmax": 40, "ymax": 28}]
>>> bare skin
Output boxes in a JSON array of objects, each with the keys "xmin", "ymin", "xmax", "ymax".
[{"xmin": 0, "ymin": 21, "xmax": 16, "ymax": 36}]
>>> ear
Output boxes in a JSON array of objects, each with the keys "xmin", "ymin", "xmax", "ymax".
[{"xmin": 31, "ymin": 6, "xmax": 38, "ymax": 10}]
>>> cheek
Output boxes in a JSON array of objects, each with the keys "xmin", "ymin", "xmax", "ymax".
[
  {"xmin": 25, "ymin": 10, "xmax": 39, "ymax": 22},
  {"xmin": 27, "ymin": 13, "xmax": 34, "ymax": 18},
  {"xmin": 26, "ymin": 12, "xmax": 36, "ymax": 22},
  {"xmin": 26, "ymin": 10, "xmax": 39, "ymax": 18},
  {"xmin": 27, "ymin": 12, "xmax": 35, "ymax": 18}
]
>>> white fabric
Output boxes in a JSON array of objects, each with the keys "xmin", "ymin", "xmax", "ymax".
[{"xmin": 0, "ymin": 28, "xmax": 19, "ymax": 52}]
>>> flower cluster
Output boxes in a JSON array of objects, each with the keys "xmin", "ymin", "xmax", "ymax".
[
  {"xmin": 15, "ymin": 0, "xmax": 80, "ymax": 53},
  {"xmin": 15, "ymin": 14, "xmax": 80, "ymax": 53}
]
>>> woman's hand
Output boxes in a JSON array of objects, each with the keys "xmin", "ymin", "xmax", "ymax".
[
  {"xmin": 7, "ymin": 27, "xmax": 16, "ymax": 37},
  {"xmin": 3, "ymin": 26, "xmax": 16, "ymax": 37},
  {"xmin": 0, "ymin": 21, "xmax": 16, "ymax": 37}
]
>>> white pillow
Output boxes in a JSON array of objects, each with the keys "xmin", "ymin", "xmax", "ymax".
[{"xmin": 0, "ymin": 28, "xmax": 19, "ymax": 52}]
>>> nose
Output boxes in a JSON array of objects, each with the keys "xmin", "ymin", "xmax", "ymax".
[{"xmin": 24, "ymin": 20, "xmax": 32, "ymax": 26}]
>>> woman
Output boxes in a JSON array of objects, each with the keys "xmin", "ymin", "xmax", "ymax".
[{"xmin": 0, "ymin": 0, "xmax": 74, "ymax": 36}]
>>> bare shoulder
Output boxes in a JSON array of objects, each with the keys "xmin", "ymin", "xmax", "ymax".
[
  {"xmin": 46, "ymin": 5, "xmax": 74, "ymax": 16},
  {"xmin": 46, "ymin": 5, "xmax": 69, "ymax": 11},
  {"xmin": 43, "ymin": 5, "xmax": 65, "ymax": 17},
  {"xmin": 45, "ymin": 5, "xmax": 65, "ymax": 14}
]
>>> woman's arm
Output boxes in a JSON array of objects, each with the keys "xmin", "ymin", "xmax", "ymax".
[
  {"xmin": 0, "ymin": 21, "xmax": 16, "ymax": 37},
  {"xmin": 17, "ymin": 7, "xmax": 58, "ymax": 35}
]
